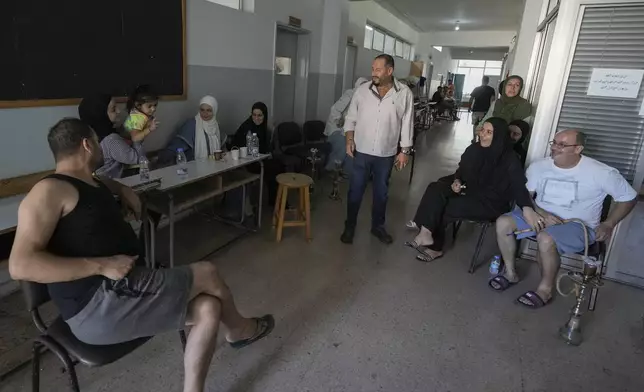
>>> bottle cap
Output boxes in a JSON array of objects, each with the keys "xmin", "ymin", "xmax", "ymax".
[{"xmin": 177, "ymin": 148, "xmax": 184, "ymax": 152}]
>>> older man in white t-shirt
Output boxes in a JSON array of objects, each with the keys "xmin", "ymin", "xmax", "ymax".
[{"xmin": 490, "ymin": 129, "xmax": 637, "ymax": 308}]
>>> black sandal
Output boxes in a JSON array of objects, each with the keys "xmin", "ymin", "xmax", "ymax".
[
  {"xmin": 517, "ymin": 291, "xmax": 550, "ymax": 309},
  {"xmin": 488, "ymin": 275, "xmax": 516, "ymax": 292},
  {"xmin": 228, "ymin": 315, "xmax": 275, "ymax": 349}
]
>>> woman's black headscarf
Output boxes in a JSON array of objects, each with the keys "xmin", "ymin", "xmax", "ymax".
[
  {"xmin": 457, "ymin": 117, "xmax": 512, "ymax": 188},
  {"xmin": 231, "ymin": 102, "xmax": 270, "ymax": 153},
  {"xmin": 509, "ymin": 119, "xmax": 530, "ymax": 166},
  {"xmin": 78, "ymin": 93, "xmax": 115, "ymax": 142}
]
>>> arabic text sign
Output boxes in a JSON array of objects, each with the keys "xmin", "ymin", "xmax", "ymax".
[{"xmin": 586, "ymin": 68, "xmax": 644, "ymax": 98}]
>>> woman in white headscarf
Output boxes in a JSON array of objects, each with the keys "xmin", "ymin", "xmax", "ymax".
[
  {"xmin": 159, "ymin": 95, "xmax": 225, "ymax": 163},
  {"xmin": 324, "ymin": 77, "xmax": 369, "ymax": 173},
  {"xmin": 194, "ymin": 95, "xmax": 222, "ymax": 159}
]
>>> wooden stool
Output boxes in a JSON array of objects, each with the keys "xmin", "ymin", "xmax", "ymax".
[{"xmin": 273, "ymin": 173, "xmax": 313, "ymax": 242}]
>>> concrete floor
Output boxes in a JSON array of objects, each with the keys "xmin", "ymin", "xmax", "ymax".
[{"xmin": 2, "ymin": 118, "xmax": 644, "ymax": 392}]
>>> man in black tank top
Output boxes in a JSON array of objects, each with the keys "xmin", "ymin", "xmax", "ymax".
[{"xmin": 9, "ymin": 118, "xmax": 274, "ymax": 392}]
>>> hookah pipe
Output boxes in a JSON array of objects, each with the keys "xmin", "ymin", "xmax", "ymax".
[
  {"xmin": 550, "ymin": 219, "xmax": 601, "ymax": 346},
  {"xmin": 511, "ymin": 218, "xmax": 600, "ymax": 345}
]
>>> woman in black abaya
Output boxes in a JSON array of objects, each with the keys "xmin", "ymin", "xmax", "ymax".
[{"xmin": 405, "ymin": 117, "xmax": 533, "ymax": 262}]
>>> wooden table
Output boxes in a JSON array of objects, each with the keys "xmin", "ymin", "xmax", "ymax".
[{"xmin": 118, "ymin": 154, "xmax": 269, "ymax": 267}]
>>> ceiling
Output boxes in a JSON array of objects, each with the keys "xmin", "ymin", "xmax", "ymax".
[{"xmin": 370, "ymin": 0, "xmax": 526, "ymax": 32}]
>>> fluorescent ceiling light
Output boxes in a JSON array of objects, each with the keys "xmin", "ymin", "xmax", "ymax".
[
  {"xmin": 366, "ymin": 25, "xmax": 373, "ymax": 30},
  {"xmin": 455, "ymin": 20, "xmax": 460, "ymax": 31},
  {"xmin": 433, "ymin": 46, "xmax": 443, "ymax": 52}
]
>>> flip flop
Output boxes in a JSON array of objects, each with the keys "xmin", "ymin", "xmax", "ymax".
[
  {"xmin": 405, "ymin": 240, "xmax": 442, "ymax": 262},
  {"xmin": 416, "ymin": 249, "xmax": 443, "ymax": 263},
  {"xmin": 228, "ymin": 315, "xmax": 275, "ymax": 349},
  {"xmin": 488, "ymin": 275, "xmax": 516, "ymax": 292},
  {"xmin": 404, "ymin": 240, "xmax": 433, "ymax": 252},
  {"xmin": 517, "ymin": 291, "xmax": 550, "ymax": 309},
  {"xmin": 406, "ymin": 220, "xmax": 418, "ymax": 230}
]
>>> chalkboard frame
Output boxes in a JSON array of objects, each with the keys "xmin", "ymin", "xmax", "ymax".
[{"xmin": 0, "ymin": 0, "xmax": 187, "ymax": 109}]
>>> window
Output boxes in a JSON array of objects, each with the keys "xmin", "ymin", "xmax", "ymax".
[
  {"xmin": 456, "ymin": 60, "xmax": 506, "ymax": 96},
  {"xmin": 364, "ymin": 26, "xmax": 374, "ymax": 49},
  {"xmin": 458, "ymin": 60, "xmax": 486, "ymax": 68},
  {"xmin": 395, "ymin": 40, "xmax": 404, "ymax": 57},
  {"xmin": 372, "ymin": 30, "xmax": 385, "ymax": 52},
  {"xmin": 403, "ymin": 43, "xmax": 411, "ymax": 60},
  {"xmin": 485, "ymin": 61, "xmax": 503, "ymax": 68},
  {"xmin": 275, "ymin": 57, "xmax": 292, "ymax": 75},
  {"xmin": 205, "ymin": 0, "xmax": 253, "ymax": 12},
  {"xmin": 363, "ymin": 24, "xmax": 415, "ymax": 60},
  {"xmin": 384, "ymin": 35, "xmax": 395, "ymax": 55}
]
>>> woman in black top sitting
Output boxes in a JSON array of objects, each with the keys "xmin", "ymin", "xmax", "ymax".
[
  {"xmin": 406, "ymin": 117, "xmax": 533, "ymax": 262},
  {"xmin": 226, "ymin": 102, "xmax": 284, "ymax": 207}
]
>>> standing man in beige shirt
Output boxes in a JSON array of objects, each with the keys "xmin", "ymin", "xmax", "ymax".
[{"xmin": 341, "ymin": 54, "xmax": 414, "ymax": 244}]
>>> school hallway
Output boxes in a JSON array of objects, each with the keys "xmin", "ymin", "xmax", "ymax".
[{"xmin": 2, "ymin": 118, "xmax": 644, "ymax": 392}]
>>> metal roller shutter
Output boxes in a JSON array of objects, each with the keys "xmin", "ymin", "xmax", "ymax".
[{"xmin": 556, "ymin": 5, "xmax": 644, "ymax": 183}]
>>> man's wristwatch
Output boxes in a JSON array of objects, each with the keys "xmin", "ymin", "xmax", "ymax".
[{"xmin": 401, "ymin": 147, "xmax": 411, "ymax": 155}]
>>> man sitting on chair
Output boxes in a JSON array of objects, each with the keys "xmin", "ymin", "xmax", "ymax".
[
  {"xmin": 490, "ymin": 129, "xmax": 636, "ymax": 309},
  {"xmin": 9, "ymin": 118, "xmax": 274, "ymax": 392}
]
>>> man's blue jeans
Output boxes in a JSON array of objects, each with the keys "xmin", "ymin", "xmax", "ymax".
[{"xmin": 346, "ymin": 151, "xmax": 395, "ymax": 229}]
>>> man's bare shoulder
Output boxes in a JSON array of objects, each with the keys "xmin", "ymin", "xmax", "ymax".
[{"xmin": 22, "ymin": 177, "xmax": 77, "ymax": 213}]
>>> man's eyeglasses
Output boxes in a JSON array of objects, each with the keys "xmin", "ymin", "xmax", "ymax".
[{"xmin": 549, "ymin": 141, "xmax": 579, "ymax": 149}]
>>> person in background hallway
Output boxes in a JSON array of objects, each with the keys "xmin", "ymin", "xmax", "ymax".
[
  {"xmin": 9, "ymin": 118, "xmax": 274, "ymax": 392},
  {"xmin": 405, "ymin": 118, "xmax": 532, "ymax": 262},
  {"xmin": 341, "ymin": 54, "xmax": 414, "ymax": 245},
  {"xmin": 469, "ymin": 76, "xmax": 496, "ymax": 142},
  {"xmin": 431, "ymin": 86, "xmax": 444, "ymax": 104},
  {"xmin": 79, "ymin": 93, "xmax": 145, "ymax": 179},
  {"xmin": 447, "ymin": 79, "xmax": 455, "ymax": 95},
  {"xmin": 491, "ymin": 130, "xmax": 636, "ymax": 308},
  {"xmin": 324, "ymin": 77, "xmax": 370, "ymax": 174},
  {"xmin": 509, "ymin": 119, "xmax": 530, "ymax": 167},
  {"xmin": 444, "ymin": 89, "xmax": 459, "ymax": 121},
  {"xmin": 481, "ymin": 75, "xmax": 532, "ymax": 125},
  {"xmin": 229, "ymin": 102, "xmax": 283, "ymax": 206}
]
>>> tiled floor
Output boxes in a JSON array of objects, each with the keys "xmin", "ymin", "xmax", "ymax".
[{"xmin": 2, "ymin": 117, "xmax": 644, "ymax": 392}]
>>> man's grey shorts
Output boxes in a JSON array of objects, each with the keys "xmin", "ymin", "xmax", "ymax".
[
  {"xmin": 66, "ymin": 266, "xmax": 193, "ymax": 345},
  {"xmin": 508, "ymin": 206, "xmax": 596, "ymax": 255}
]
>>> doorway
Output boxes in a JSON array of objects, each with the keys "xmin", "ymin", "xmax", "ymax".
[
  {"xmin": 272, "ymin": 24, "xmax": 310, "ymax": 126},
  {"xmin": 342, "ymin": 44, "xmax": 357, "ymax": 91}
]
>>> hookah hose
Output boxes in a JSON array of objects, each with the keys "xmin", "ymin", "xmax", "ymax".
[{"xmin": 555, "ymin": 219, "xmax": 590, "ymax": 297}]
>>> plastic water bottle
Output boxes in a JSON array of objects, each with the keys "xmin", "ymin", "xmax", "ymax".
[
  {"xmin": 246, "ymin": 130, "xmax": 253, "ymax": 148},
  {"xmin": 176, "ymin": 148, "xmax": 188, "ymax": 176},
  {"xmin": 251, "ymin": 133, "xmax": 260, "ymax": 157},
  {"xmin": 489, "ymin": 255, "xmax": 501, "ymax": 275},
  {"xmin": 139, "ymin": 156, "xmax": 150, "ymax": 181}
]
